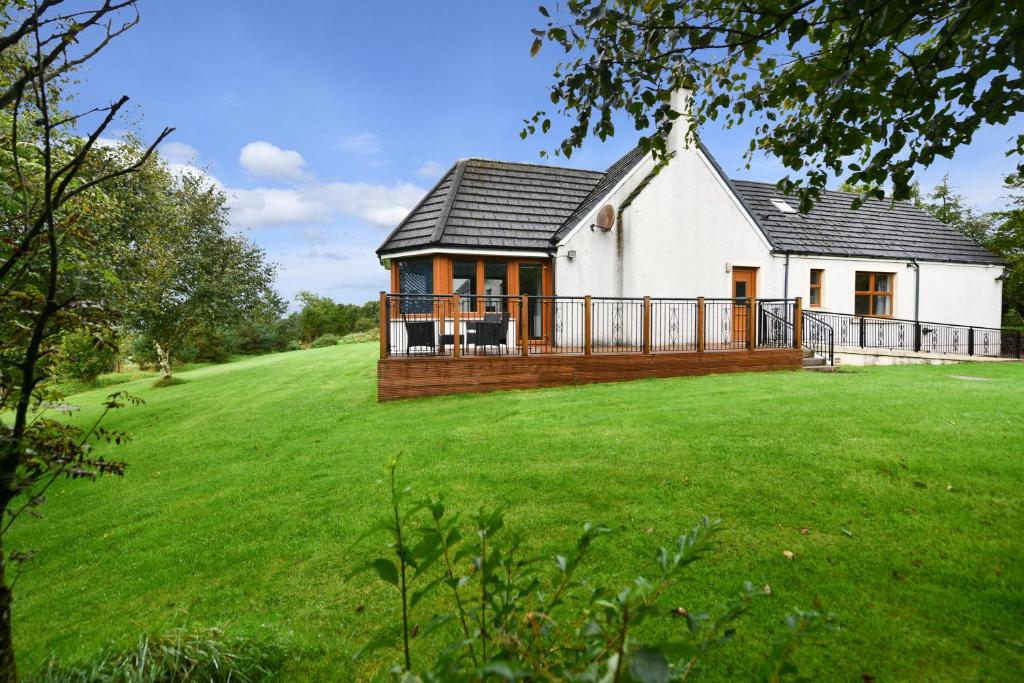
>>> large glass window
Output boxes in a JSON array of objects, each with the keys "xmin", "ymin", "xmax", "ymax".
[
  {"xmin": 855, "ymin": 271, "xmax": 893, "ymax": 317},
  {"xmin": 453, "ymin": 260, "xmax": 476, "ymax": 312},
  {"xmin": 809, "ymin": 269, "xmax": 823, "ymax": 307},
  {"xmin": 398, "ymin": 258, "xmax": 433, "ymax": 314},
  {"xmin": 483, "ymin": 261, "xmax": 507, "ymax": 312},
  {"xmin": 519, "ymin": 263, "xmax": 543, "ymax": 339}
]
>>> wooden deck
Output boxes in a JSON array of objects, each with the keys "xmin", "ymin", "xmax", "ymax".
[{"xmin": 377, "ymin": 348, "xmax": 803, "ymax": 401}]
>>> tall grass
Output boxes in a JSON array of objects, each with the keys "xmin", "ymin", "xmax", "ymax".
[{"xmin": 29, "ymin": 627, "xmax": 282, "ymax": 683}]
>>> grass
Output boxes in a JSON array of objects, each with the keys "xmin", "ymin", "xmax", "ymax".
[{"xmin": 12, "ymin": 344, "xmax": 1024, "ymax": 680}]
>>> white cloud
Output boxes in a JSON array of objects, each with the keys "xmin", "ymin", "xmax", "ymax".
[
  {"xmin": 226, "ymin": 187, "xmax": 328, "ymax": 228},
  {"xmin": 222, "ymin": 181, "xmax": 425, "ymax": 230},
  {"xmin": 239, "ymin": 141, "xmax": 308, "ymax": 180},
  {"xmin": 415, "ymin": 160, "xmax": 444, "ymax": 179},
  {"xmin": 271, "ymin": 243, "xmax": 389, "ymax": 304},
  {"xmin": 318, "ymin": 181, "xmax": 425, "ymax": 227},
  {"xmin": 338, "ymin": 132, "xmax": 382, "ymax": 156},
  {"xmin": 161, "ymin": 141, "xmax": 199, "ymax": 165}
]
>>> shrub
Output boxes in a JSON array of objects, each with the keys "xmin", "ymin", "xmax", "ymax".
[
  {"xmin": 310, "ymin": 334, "xmax": 341, "ymax": 348},
  {"xmin": 285, "ymin": 340, "xmax": 304, "ymax": 351},
  {"xmin": 29, "ymin": 626, "xmax": 283, "ymax": 683},
  {"xmin": 52, "ymin": 330, "xmax": 117, "ymax": 383},
  {"xmin": 339, "ymin": 329, "xmax": 380, "ymax": 344},
  {"xmin": 349, "ymin": 458, "xmax": 836, "ymax": 680}
]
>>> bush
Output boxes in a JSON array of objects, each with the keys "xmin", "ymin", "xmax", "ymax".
[
  {"xmin": 310, "ymin": 334, "xmax": 341, "ymax": 348},
  {"xmin": 285, "ymin": 340, "xmax": 304, "ymax": 351},
  {"xmin": 30, "ymin": 626, "xmax": 283, "ymax": 683},
  {"xmin": 52, "ymin": 330, "xmax": 117, "ymax": 383},
  {"xmin": 349, "ymin": 458, "xmax": 836, "ymax": 680},
  {"xmin": 339, "ymin": 329, "xmax": 380, "ymax": 344}
]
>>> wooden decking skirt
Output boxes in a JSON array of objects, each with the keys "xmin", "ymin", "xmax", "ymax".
[{"xmin": 377, "ymin": 348, "xmax": 802, "ymax": 401}]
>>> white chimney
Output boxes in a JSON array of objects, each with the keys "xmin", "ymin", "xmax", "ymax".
[{"xmin": 667, "ymin": 86, "xmax": 694, "ymax": 155}]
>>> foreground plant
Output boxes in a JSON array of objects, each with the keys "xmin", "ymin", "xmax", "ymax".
[
  {"xmin": 29, "ymin": 626, "xmax": 283, "ymax": 683},
  {"xmin": 349, "ymin": 457, "xmax": 835, "ymax": 681}
]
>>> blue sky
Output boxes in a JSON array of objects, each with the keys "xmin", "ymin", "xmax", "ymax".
[{"xmin": 77, "ymin": 1, "xmax": 1022, "ymax": 304}]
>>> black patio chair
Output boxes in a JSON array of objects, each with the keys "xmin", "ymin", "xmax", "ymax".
[
  {"xmin": 402, "ymin": 315, "xmax": 436, "ymax": 355},
  {"xmin": 475, "ymin": 311, "xmax": 510, "ymax": 355}
]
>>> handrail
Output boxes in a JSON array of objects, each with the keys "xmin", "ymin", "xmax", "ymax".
[
  {"xmin": 382, "ymin": 293, "xmax": 1017, "ymax": 360},
  {"xmin": 801, "ymin": 311, "xmax": 835, "ymax": 366}
]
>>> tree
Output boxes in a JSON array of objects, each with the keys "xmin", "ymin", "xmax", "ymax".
[
  {"xmin": 528, "ymin": 0, "xmax": 1023, "ymax": 210},
  {"xmin": 0, "ymin": 2, "xmax": 171, "ymax": 679},
  {"xmin": 988, "ymin": 174, "xmax": 1024, "ymax": 319},
  {"xmin": 916, "ymin": 175, "xmax": 993, "ymax": 243},
  {"xmin": 106, "ymin": 157, "xmax": 279, "ymax": 381}
]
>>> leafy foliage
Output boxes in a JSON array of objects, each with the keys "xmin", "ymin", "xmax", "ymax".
[
  {"xmin": 310, "ymin": 334, "xmax": 342, "ymax": 348},
  {"xmin": 28, "ymin": 627, "xmax": 283, "ymax": 683},
  {"xmin": 97, "ymin": 150, "xmax": 280, "ymax": 381},
  {"xmin": 52, "ymin": 330, "xmax": 117, "ymax": 383},
  {"xmin": 527, "ymin": 0, "xmax": 1023, "ymax": 210},
  {"xmin": 0, "ymin": 2, "xmax": 170, "ymax": 678},
  {"xmin": 350, "ymin": 457, "xmax": 835, "ymax": 681},
  {"xmin": 292, "ymin": 292, "xmax": 379, "ymax": 343}
]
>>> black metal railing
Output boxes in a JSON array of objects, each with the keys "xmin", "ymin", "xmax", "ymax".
[
  {"xmin": 381, "ymin": 293, "xmax": 803, "ymax": 358},
  {"xmin": 382, "ymin": 293, "xmax": 1017, "ymax": 362},
  {"xmin": 756, "ymin": 300, "xmax": 796, "ymax": 349},
  {"xmin": 805, "ymin": 310, "xmax": 1011, "ymax": 358},
  {"xmin": 650, "ymin": 298, "xmax": 700, "ymax": 352},
  {"xmin": 591, "ymin": 297, "xmax": 645, "ymax": 353},
  {"xmin": 801, "ymin": 311, "xmax": 834, "ymax": 365}
]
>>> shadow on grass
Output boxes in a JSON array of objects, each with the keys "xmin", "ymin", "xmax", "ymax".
[{"xmin": 152, "ymin": 376, "xmax": 188, "ymax": 388}]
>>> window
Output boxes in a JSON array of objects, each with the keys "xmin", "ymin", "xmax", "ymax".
[
  {"xmin": 483, "ymin": 261, "xmax": 507, "ymax": 312},
  {"xmin": 447, "ymin": 258, "xmax": 512, "ymax": 313},
  {"xmin": 809, "ymin": 269, "xmax": 823, "ymax": 307},
  {"xmin": 398, "ymin": 258, "xmax": 433, "ymax": 314},
  {"xmin": 453, "ymin": 260, "xmax": 476, "ymax": 312},
  {"xmin": 855, "ymin": 271, "xmax": 893, "ymax": 317},
  {"xmin": 770, "ymin": 198, "xmax": 798, "ymax": 214}
]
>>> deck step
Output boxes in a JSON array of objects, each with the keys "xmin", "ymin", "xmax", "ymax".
[
  {"xmin": 803, "ymin": 363, "xmax": 838, "ymax": 372},
  {"xmin": 803, "ymin": 356, "xmax": 827, "ymax": 367}
]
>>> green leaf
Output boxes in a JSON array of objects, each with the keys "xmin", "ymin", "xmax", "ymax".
[
  {"xmin": 482, "ymin": 661, "xmax": 519, "ymax": 681},
  {"xmin": 629, "ymin": 649, "xmax": 669, "ymax": 683},
  {"xmin": 372, "ymin": 558, "xmax": 399, "ymax": 586},
  {"xmin": 352, "ymin": 636, "xmax": 396, "ymax": 661},
  {"xmin": 531, "ymin": 37, "xmax": 543, "ymax": 57}
]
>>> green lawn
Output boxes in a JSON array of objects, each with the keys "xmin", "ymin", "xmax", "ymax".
[{"xmin": 13, "ymin": 344, "xmax": 1024, "ymax": 680}]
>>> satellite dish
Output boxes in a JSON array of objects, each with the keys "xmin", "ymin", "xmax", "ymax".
[{"xmin": 594, "ymin": 204, "xmax": 615, "ymax": 231}]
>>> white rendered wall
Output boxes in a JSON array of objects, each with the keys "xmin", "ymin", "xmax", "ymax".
[{"xmin": 788, "ymin": 256, "xmax": 1003, "ymax": 329}]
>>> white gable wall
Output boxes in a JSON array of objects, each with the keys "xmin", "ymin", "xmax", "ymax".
[{"xmin": 555, "ymin": 146, "xmax": 782, "ymax": 300}]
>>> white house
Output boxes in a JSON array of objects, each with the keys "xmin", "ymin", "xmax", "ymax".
[{"xmin": 376, "ymin": 93, "xmax": 1005, "ymax": 358}]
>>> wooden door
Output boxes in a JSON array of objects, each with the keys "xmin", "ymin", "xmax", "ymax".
[{"xmin": 731, "ymin": 267, "xmax": 757, "ymax": 343}]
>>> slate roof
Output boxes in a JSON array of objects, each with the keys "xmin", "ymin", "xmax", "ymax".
[
  {"xmin": 376, "ymin": 158, "xmax": 605, "ymax": 255},
  {"xmin": 550, "ymin": 145, "xmax": 645, "ymax": 243},
  {"xmin": 377, "ymin": 146, "xmax": 1003, "ymax": 266},
  {"xmin": 730, "ymin": 180, "xmax": 1004, "ymax": 265}
]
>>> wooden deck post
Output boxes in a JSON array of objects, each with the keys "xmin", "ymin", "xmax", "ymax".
[
  {"xmin": 696, "ymin": 297, "xmax": 705, "ymax": 353},
  {"xmin": 747, "ymin": 298, "xmax": 756, "ymax": 352},
  {"xmin": 643, "ymin": 296, "xmax": 652, "ymax": 354},
  {"xmin": 452, "ymin": 294, "xmax": 461, "ymax": 358},
  {"xmin": 378, "ymin": 291, "xmax": 388, "ymax": 359},
  {"xmin": 793, "ymin": 297, "xmax": 803, "ymax": 349},
  {"xmin": 520, "ymin": 294, "xmax": 530, "ymax": 356},
  {"xmin": 584, "ymin": 295, "xmax": 592, "ymax": 355}
]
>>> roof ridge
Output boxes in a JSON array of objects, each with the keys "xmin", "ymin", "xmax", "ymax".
[
  {"xmin": 430, "ymin": 159, "xmax": 468, "ymax": 244},
  {"xmin": 463, "ymin": 156, "xmax": 605, "ymax": 175}
]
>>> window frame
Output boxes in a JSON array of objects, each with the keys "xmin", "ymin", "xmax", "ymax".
[
  {"xmin": 809, "ymin": 269, "xmax": 823, "ymax": 308},
  {"xmin": 854, "ymin": 271, "xmax": 894, "ymax": 318}
]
